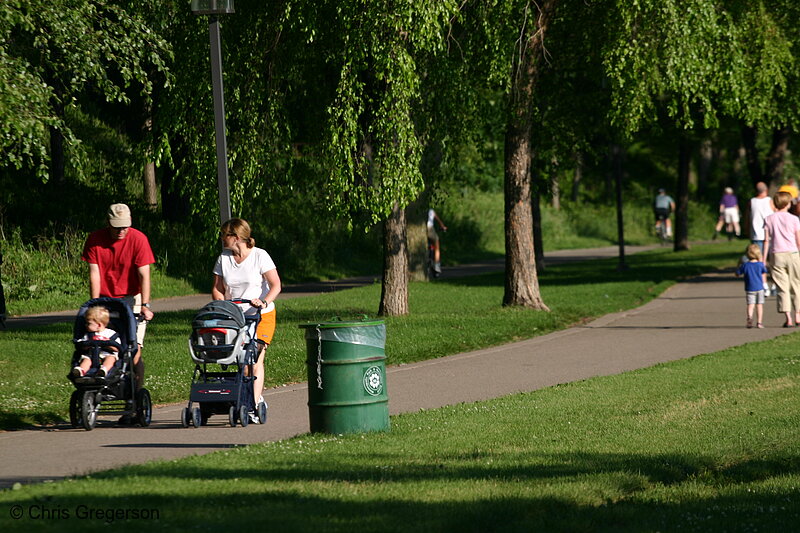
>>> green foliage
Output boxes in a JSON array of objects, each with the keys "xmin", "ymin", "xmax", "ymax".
[
  {"xmin": 0, "ymin": 0, "xmax": 172, "ymax": 180},
  {"xmin": 722, "ymin": 1, "xmax": 799, "ymax": 128},
  {"xmin": 603, "ymin": 0, "xmax": 800, "ymax": 134}
]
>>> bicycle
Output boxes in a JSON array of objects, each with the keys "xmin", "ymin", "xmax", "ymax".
[
  {"xmin": 426, "ymin": 229, "xmax": 446, "ymax": 280},
  {"xmin": 426, "ymin": 242, "xmax": 441, "ymax": 280},
  {"xmin": 655, "ymin": 214, "xmax": 670, "ymax": 245}
]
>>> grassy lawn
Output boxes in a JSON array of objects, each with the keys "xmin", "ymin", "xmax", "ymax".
[
  {"xmin": 1, "ymin": 293, "xmax": 798, "ymax": 531},
  {"xmin": 0, "ymin": 242, "xmax": 744, "ymax": 429}
]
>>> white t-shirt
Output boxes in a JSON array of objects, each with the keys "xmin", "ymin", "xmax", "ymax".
[
  {"xmin": 80, "ymin": 327, "xmax": 121, "ymax": 356},
  {"xmin": 213, "ymin": 247, "xmax": 277, "ymax": 314},
  {"xmin": 750, "ymin": 196, "xmax": 773, "ymax": 241}
]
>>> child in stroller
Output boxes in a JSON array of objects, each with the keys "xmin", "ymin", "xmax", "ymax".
[
  {"xmin": 71, "ymin": 305, "xmax": 121, "ymax": 379},
  {"xmin": 67, "ymin": 297, "xmax": 152, "ymax": 431},
  {"xmin": 181, "ymin": 299, "xmax": 268, "ymax": 427}
]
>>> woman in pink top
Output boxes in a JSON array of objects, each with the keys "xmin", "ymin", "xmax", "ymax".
[{"xmin": 763, "ymin": 191, "xmax": 800, "ymax": 326}]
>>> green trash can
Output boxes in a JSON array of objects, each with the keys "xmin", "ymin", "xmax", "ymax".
[{"xmin": 300, "ymin": 318, "xmax": 389, "ymax": 434}]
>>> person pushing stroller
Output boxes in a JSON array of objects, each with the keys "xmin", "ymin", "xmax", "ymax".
[{"xmin": 212, "ymin": 218, "xmax": 281, "ymax": 424}]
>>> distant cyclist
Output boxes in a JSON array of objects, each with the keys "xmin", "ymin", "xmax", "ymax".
[
  {"xmin": 427, "ymin": 208, "xmax": 448, "ymax": 276},
  {"xmin": 653, "ymin": 188, "xmax": 675, "ymax": 238}
]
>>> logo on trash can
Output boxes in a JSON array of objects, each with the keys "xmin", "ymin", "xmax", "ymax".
[{"xmin": 363, "ymin": 366, "xmax": 383, "ymax": 396}]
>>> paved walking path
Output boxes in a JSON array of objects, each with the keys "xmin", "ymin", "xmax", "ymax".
[{"xmin": 2, "ymin": 245, "xmax": 794, "ymax": 489}]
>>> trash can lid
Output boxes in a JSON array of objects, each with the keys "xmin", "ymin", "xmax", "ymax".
[{"xmin": 299, "ymin": 316, "xmax": 385, "ymax": 329}]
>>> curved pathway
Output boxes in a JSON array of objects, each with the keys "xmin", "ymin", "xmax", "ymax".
[{"xmin": 4, "ymin": 246, "xmax": 793, "ymax": 489}]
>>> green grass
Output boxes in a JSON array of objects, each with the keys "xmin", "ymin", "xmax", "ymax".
[
  {"xmin": 0, "ymin": 241, "xmax": 744, "ymax": 429},
  {"xmin": 1, "ymin": 296, "xmax": 798, "ymax": 532}
]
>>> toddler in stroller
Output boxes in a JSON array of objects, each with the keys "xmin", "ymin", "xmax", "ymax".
[
  {"xmin": 71, "ymin": 305, "xmax": 121, "ymax": 379},
  {"xmin": 181, "ymin": 299, "xmax": 268, "ymax": 427},
  {"xmin": 67, "ymin": 297, "xmax": 152, "ymax": 430}
]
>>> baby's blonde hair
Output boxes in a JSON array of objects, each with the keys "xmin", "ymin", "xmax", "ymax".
[
  {"xmin": 745, "ymin": 243, "xmax": 762, "ymax": 261},
  {"xmin": 85, "ymin": 305, "xmax": 110, "ymax": 326}
]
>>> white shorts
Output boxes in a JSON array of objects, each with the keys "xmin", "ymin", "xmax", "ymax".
[
  {"xmin": 121, "ymin": 294, "xmax": 147, "ymax": 346},
  {"xmin": 724, "ymin": 207, "xmax": 740, "ymax": 224}
]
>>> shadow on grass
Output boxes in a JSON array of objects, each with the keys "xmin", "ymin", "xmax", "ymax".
[
  {"xmin": 444, "ymin": 249, "xmax": 739, "ymax": 290},
  {"xmin": 4, "ymin": 451, "xmax": 797, "ymax": 531}
]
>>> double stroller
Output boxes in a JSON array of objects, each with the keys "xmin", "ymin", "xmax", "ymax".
[
  {"xmin": 181, "ymin": 300, "xmax": 267, "ymax": 427},
  {"xmin": 67, "ymin": 297, "xmax": 152, "ymax": 430}
]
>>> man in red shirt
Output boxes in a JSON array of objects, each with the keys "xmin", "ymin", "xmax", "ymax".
[{"xmin": 82, "ymin": 204, "xmax": 155, "ymax": 390}]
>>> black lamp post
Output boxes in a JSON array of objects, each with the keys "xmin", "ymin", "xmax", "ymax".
[{"xmin": 191, "ymin": 0, "xmax": 234, "ymax": 225}]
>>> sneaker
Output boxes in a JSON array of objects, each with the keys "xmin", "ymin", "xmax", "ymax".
[
  {"xmin": 248, "ymin": 411, "xmax": 260, "ymax": 424},
  {"xmin": 95, "ymin": 368, "xmax": 106, "ymax": 378},
  {"xmin": 71, "ymin": 367, "xmax": 85, "ymax": 378}
]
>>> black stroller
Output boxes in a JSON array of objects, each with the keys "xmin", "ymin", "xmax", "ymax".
[
  {"xmin": 67, "ymin": 297, "xmax": 152, "ymax": 430},
  {"xmin": 181, "ymin": 300, "xmax": 267, "ymax": 427}
]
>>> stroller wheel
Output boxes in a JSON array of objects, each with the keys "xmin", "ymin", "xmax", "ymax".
[
  {"xmin": 228, "ymin": 405, "xmax": 237, "ymax": 427},
  {"xmin": 191, "ymin": 407, "xmax": 203, "ymax": 428},
  {"xmin": 257, "ymin": 401, "xmax": 268, "ymax": 424},
  {"xmin": 180, "ymin": 407, "xmax": 191, "ymax": 428},
  {"xmin": 135, "ymin": 388, "xmax": 152, "ymax": 427},
  {"xmin": 239, "ymin": 405, "xmax": 249, "ymax": 427},
  {"xmin": 81, "ymin": 392, "xmax": 98, "ymax": 431},
  {"xmin": 69, "ymin": 390, "xmax": 82, "ymax": 428}
]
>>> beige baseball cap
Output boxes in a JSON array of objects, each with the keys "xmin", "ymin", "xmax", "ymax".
[{"xmin": 107, "ymin": 204, "xmax": 132, "ymax": 227}]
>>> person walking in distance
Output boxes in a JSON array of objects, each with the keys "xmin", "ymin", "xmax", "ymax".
[
  {"xmin": 714, "ymin": 187, "xmax": 741, "ymax": 239},
  {"xmin": 763, "ymin": 191, "xmax": 800, "ymax": 327},
  {"xmin": 750, "ymin": 182, "xmax": 775, "ymax": 296},
  {"xmin": 81, "ymin": 204, "xmax": 155, "ymax": 390},
  {"xmin": 427, "ymin": 208, "xmax": 448, "ymax": 276}
]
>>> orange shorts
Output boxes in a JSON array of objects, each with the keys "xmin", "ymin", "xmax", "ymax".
[{"xmin": 256, "ymin": 309, "xmax": 276, "ymax": 345}]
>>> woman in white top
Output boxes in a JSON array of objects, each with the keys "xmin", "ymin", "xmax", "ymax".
[{"xmin": 212, "ymin": 218, "xmax": 281, "ymax": 421}]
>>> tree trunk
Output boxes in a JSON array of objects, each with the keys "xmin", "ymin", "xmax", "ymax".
[
  {"xmin": 531, "ymin": 172, "xmax": 545, "ymax": 272},
  {"xmin": 48, "ymin": 125, "xmax": 65, "ymax": 185},
  {"xmin": 571, "ymin": 151, "xmax": 582, "ymax": 203},
  {"xmin": 160, "ymin": 143, "xmax": 191, "ymax": 223},
  {"xmin": 550, "ymin": 156, "xmax": 560, "ymax": 210},
  {"xmin": 378, "ymin": 202, "xmax": 409, "ymax": 316},
  {"xmin": 611, "ymin": 144, "xmax": 627, "ymax": 269},
  {"xmin": 698, "ymin": 137, "xmax": 713, "ymax": 197},
  {"xmin": 765, "ymin": 127, "xmax": 790, "ymax": 186},
  {"xmin": 741, "ymin": 124, "xmax": 764, "ymax": 188},
  {"xmin": 502, "ymin": 0, "xmax": 553, "ymax": 310},
  {"xmin": 143, "ymin": 162, "xmax": 158, "ymax": 210},
  {"xmin": 675, "ymin": 137, "xmax": 691, "ymax": 251},
  {"xmin": 142, "ymin": 114, "xmax": 158, "ymax": 211},
  {"xmin": 47, "ymin": 86, "xmax": 65, "ymax": 185}
]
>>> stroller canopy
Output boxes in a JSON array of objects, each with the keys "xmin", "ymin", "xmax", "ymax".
[{"xmin": 192, "ymin": 300, "xmax": 246, "ymax": 330}]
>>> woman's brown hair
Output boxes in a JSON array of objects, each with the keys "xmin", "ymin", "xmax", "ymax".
[{"xmin": 220, "ymin": 218, "xmax": 255, "ymax": 248}]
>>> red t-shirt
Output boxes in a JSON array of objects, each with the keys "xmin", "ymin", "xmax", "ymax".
[{"xmin": 81, "ymin": 228, "xmax": 156, "ymax": 298}]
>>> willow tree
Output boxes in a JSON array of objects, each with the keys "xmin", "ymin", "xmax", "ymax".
[
  {"xmin": 603, "ymin": 0, "xmax": 798, "ymax": 249},
  {"xmin": 0, "ymin": 0, "xmax": 170, "ymax": 184},
  {"xmin": 501, "ymin": 1, "xmax": 556, "ymax": 308},
  {"xmin": 308, "ymin": 0, "xmax": 459, "ymax": 316},
  {"xmin": 722, "ymin": 1, "xmax": 799, "ymax": 188}
]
